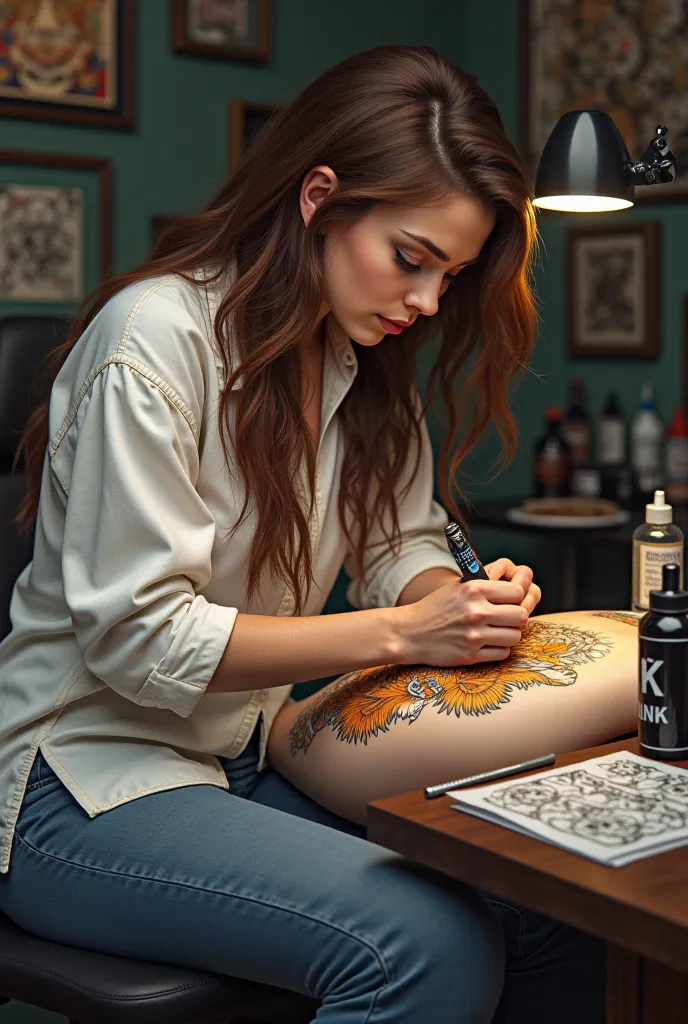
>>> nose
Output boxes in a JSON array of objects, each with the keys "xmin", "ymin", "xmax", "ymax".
[{"xmin": 405, "ymin": 277, "xmax": 445, "ymax": 318}]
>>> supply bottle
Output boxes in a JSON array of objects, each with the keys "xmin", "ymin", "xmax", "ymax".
[
  {"xmin": 561, "ymin": 379, "xmax": 591, "ymax": 466},
  {"xmin": 533, "ymin": 408, "xmax": 571, "ymax": 498},
  {"xmin": 665, "ymin": 405, "xmax": 688, "ymax": 505},
  {"xmin": 638, "ymin": 562, "xmax": 688, "ymax": 760},
  {"xmin": 632, "ymin": 490, "xmax": 684, "ymax": 611},
  {"xmin": 630, "ymin": 382, "xmax": 664, "ymax": 498}
]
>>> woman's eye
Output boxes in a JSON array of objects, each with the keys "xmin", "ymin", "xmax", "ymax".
[
  {"xmin": 393, "ymin": 248, "xmax": 420, "ymax": 273},
  {"xmin": 393, "ymin": 249, "xmax": 458, "ymax": 289}
]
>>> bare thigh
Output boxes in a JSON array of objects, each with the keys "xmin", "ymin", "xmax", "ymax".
[{"xmin": 267, "ymin": 610, "xmax": 640, "ymax": 823}]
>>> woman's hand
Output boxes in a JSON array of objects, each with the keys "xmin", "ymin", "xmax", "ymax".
[
  {"xmin": 484, "ymin": 558, "xmax": 541, "ymax": 616},
  {"xmin": 395, "ymin": 576, "xmax": 529, "ymax": 668}
]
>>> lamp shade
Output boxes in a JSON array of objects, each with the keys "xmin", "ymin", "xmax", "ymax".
[{"xmin": 533, "ymin": 110, "xmax": 635, "ymax": 212}]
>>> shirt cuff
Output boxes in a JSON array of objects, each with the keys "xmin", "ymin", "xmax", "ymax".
[{"xmin": 135, "ymin": 596, "xmax": 239, "ymax": 718}]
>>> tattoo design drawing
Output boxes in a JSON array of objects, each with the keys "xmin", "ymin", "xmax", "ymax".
[
  {"xmin": 482, "ymin": 756, "xmax": 688, "ymax": 849},
  {"xmin": 591, "ymin": 611, "xmax": 643, "ymax": 627},
  {"xmin": 289, "ymin": 620, "xmax": 612, "ymax": 754}
]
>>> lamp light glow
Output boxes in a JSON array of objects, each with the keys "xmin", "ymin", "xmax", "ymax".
[
  {"xmin": 533, "ymin": 110, "xmax": 677, "ymax": 213},
  {"xmin": 533, "ymin": 195, "xmax": 634, "ymax": 212}
]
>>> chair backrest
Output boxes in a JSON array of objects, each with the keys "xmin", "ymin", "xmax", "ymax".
[{"xmin": 0, "ymin": 316, "xmax": 71, "ymax": 643}]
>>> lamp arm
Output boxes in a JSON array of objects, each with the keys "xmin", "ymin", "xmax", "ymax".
[{"xmin": 626, "ymin": 124, "xmax": 678, "ymax": 186}]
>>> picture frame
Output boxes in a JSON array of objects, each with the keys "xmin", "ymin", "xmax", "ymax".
[
  {"xmin": 228, "ymin": 99, "xmax": 281, "ymax": 173},
  {"xmin": 0, "ymin": 0, "xmax": 136, "ymax": 131},
  {"xmin": 565, "ymin": 221, "xmax": 660, "ymax": 359},
  {"xmin": 519, "ymin": 0, "xmax": 688, "ymax": 203},
  {"xmin": 0, "ymin": 150, "xmax": 112, "ymax": 305},
  {"xmin": 171, "ymin": 0, "xmax": 270, "ymax": 64}
]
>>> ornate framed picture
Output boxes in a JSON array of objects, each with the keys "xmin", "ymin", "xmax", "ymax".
[
  {"xmin": 565, "ymin": 221, "xmax": 660, "ymax": 359},
  {"xmin": 0, "ymin": 150, "xmax": 112, "ymax": 306},
  {"xmin": 171, "ymin": 0, "xmax": 270, "ymax": 64},
  {"xmin": 0, "ymin": 0, "xmax": 135, "ymax": 130},
  {"xmin": 520, "ymin": 0, "xmax": 688, "ymax": 202},
  {"xmin": 228, "ymin": 99, "xmax": 280, "ymax": 173}
]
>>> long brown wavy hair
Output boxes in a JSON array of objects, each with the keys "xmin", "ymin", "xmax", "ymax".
[{"xmin": 13, "ymin": 44, "xmax": 538, "ymax": 617}]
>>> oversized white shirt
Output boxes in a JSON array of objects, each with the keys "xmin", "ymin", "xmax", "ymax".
[{"xmin": 0, "ymin": 267, "xmax": 460, "ymax": 874}]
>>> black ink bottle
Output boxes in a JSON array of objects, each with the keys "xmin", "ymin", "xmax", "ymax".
[
  {"xmin": 638, "ymin": 562, "xmax": 688, "ymax": 760},
  {"xmin": 444, "ymin": 523, "xmax": 490, "ymax": 582}
]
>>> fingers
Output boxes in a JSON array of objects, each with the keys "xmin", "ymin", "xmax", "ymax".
[
  {"xmin": 465, "ymin": 578, "xmax": 527, "ymax": 606},
  {"xmin": 474, "ymin": 646, "xmax": 511, "ymax": 662},
  {"xmin": 482, "ymin": 626, "xmax": 523, "ymax": 647},
  {"xmin": 521, "ymin": 582, "xmax": 542, "ymax": 615},
  {"xmin": 484, "ymin": 559, "xmax": 537, "ymax": 608}
]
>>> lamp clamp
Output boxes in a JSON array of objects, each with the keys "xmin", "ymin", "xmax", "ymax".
[{"xmin": 626, "ymin": 124, "xmax": 678, "ymax": 186}]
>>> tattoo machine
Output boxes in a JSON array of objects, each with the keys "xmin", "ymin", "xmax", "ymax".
[{"xmin": 444, "ymin": 522, "xmax": 490, "ymax": 581}]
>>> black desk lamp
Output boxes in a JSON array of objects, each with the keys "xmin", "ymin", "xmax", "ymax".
[{"xmin": 533, "ymin": 110, "xmax": 678, "ymax": 212}]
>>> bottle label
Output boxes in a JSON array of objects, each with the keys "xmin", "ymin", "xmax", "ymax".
[
  {"xmin": 561, "ymin": 421, "xmax": 589, "ymax": 464},
  {"xmin": 636, "ymin": 543, "xmax": 683, "ymax": 609},
  {"xmin": 599, "ymin": 421, "xmax": 625, "ymax": 464},
  {"xmin": 632, "ymin": 437, "xmax": 663, "ymax": 492},
  {"xmin": 666, "ymin": 438, "xmax": 688, "ymax": 481},
  {"xmin": 638, "ymin": 637, "xmax": 688, "ymax": 755}
]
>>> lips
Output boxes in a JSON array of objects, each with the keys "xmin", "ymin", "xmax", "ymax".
[{"xmin": 377, "ymin": 315, "xmax": 413, "ymax": 334}]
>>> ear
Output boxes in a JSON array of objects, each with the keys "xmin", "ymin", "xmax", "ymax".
[{"xmin": 299, "ymin": 165, "xmax": 339, "ymax": 227}]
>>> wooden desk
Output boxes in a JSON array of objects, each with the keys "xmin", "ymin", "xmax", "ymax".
[{"xmin": 367, "ymin": 737, "xmax": 688, "ymax": 1024}]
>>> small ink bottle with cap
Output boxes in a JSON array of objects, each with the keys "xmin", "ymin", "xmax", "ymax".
[
  {"xmin": 638, "ymin": 562, "xmax": 688, "ymax": 760},
  {"xmin": 632, "ymin": 489, "xmax": 684, "ymax": 611}
]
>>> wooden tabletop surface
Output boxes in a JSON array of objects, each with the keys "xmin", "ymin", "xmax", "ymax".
[{"xmin": 367, "ymin": 737, "xmax": 688, "ymax": 973}]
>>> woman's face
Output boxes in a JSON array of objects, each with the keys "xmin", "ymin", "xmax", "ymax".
[{"xmin": 300, "ymin": 165, "xmax": 496, "ymax": 347}]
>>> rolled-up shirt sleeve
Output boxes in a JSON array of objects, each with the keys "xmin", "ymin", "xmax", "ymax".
[
  {"xmin": 53, "ymin": 360, "xmax": 238, "ymax": 718},
  {"xmin": 343, "ymin": 392, "xmax": 461, "ymax": 610}
]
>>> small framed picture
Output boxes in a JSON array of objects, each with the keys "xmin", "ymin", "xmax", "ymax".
[
  {"xmin": 0, "ymin": 150, "xmax": 112, "ymax": 308},
  {"xmin": 228, "ymin": 99, "xmax": 281, "ymax": 173},
  {"xmin": 565, "ymin": 222, "xmax": 660, "ymax": 359},
  {"xmin": 0, "ymin": 0, "xmax": 135, "ymax": 130},
  {"xmin": 171, "ymin": 0, "xmax": 270, "ymax": 64}
]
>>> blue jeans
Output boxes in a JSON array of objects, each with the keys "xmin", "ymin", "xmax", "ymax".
[{"xmin": 0, "ymin": 726, "xmax": 604, "ymax": 1022}]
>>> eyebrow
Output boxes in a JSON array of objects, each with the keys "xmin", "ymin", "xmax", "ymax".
[{"xmin": 399, "ymin": 229, "xmax": 481, "ymax": 267}]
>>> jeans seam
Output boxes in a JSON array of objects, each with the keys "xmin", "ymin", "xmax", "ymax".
[{"xmin": 11, "ymin": 830, "xmax": 394, "ymax": 989}]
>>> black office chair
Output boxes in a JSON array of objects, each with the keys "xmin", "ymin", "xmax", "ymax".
[{"xmin": 0, "ymin": 316, "xmax": 319, "ymax": 1022}]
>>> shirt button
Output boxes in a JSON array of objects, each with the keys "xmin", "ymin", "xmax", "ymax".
[{"xmin": 344, "ymin": 353, "xmax": 355, "ymax": 365}]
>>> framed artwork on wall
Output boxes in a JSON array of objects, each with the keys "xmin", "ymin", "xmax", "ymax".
[
  {"xmin": 520, "ymin": 0, "xmax": 688, "ymax": 202},
  {"xmin": 0, "ymin": 0, "xmax": 136, "ymax": 130},
  {"xmin": 171, "ymin": 0, "xmax": 270, "ymax": 64},
  {"xmin": 565, "ymin": 221, "xmax": 660, "ymax": 359},
  {"xmin": 0, "ymin": 150, "xmax": 112, "ymax": 303},
  {"xmin": 228, "ymin": 99, "xmax": 280, "ymax": 173}
]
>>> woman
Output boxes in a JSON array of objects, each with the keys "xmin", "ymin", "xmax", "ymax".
[{"xmin": 0, "ymin": 45, "xmax": 606, "ymax": 1023}]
